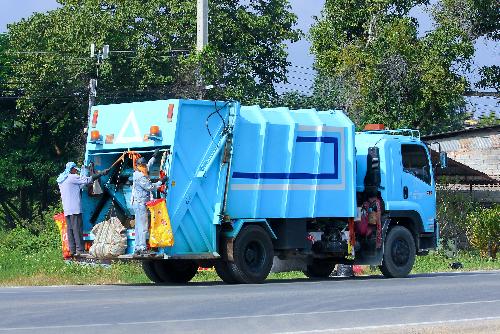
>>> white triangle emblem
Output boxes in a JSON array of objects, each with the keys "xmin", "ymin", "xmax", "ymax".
[{"xmin": 115, "ymin": 110, "xmax": 143, "ymax": 144}]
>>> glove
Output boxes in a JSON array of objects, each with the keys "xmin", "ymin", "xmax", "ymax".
[
  {"xmin": 153, "ymin": 148, "xmax": 160, "ymax": 159},
  {"xmin": 154, "ymin": 181, "xmax": 162, "ymax": 187},
  {"xmin": 91, "ymin": 169, "xmax": 109, "ymax": 181}
]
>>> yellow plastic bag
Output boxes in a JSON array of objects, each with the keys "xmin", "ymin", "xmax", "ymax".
[{"xmin": 146, "ymin": 198, "xmax": 174, "ymax": 247}]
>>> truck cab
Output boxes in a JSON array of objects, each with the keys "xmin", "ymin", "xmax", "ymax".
[
  {"xmin": 355, "ymin": 129, "xmax": 437, "ymax": 250},
  {"xmin": 352, "ymin": 128, "xmax": 437, "ymax": 277}
]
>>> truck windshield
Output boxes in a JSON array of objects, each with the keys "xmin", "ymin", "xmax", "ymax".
[{"xmin": 401, "ymin": 144, "xmax": 432, "ymax": 184}]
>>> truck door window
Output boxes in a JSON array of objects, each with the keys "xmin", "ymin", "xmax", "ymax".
[{"xmin": 401, "ymin": 144, "xmax": 431, "ymax": 184}]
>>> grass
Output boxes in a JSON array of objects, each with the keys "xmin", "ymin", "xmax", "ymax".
[
  {"xmin": 412, "ymin": 251, "xmax": 500, "ymax": 273},
  {"xmin": 1, "ymin": 247, "xmax": 498, "ymax": 286},
  {"xmin": 0, "ymin": 248, "xmax": 148, "ymax": 286}
]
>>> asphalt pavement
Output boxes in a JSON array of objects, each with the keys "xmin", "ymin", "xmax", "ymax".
[{"xmin": 1, "ymin": 271, "xmax": 499, "ymax": 334}]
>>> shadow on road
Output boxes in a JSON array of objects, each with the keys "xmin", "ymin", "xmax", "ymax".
[{"xmin": 109, "ymin": 270, "xmax": 498, "ymax": 288}]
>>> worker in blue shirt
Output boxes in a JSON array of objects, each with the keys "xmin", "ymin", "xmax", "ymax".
[
  {"xmin": 57, "ymin": 162, "xmax": 108, "ymax": 256},
  {"xmin": 131, "ymin": 150, "xmax": 163, "ymax": 256}
]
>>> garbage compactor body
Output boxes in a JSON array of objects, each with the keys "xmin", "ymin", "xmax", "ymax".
[{"xmin": 82, "ymin": 99, "xmax": 356, "ymax": 258}]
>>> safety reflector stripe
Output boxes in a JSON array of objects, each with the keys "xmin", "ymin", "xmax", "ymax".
[{"xmin": 297, "ymin": 125, "xmax": 343, "ymax": 133}]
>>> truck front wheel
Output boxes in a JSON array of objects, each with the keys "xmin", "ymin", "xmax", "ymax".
[
  {"xmin": 380, "ymin": 226, "xmax": 416, "ymax": 278},
  {"xmin": 153, "ymin": 260, "xmax": 198, "ymax": 284},
  {"xmin": 228, "ymin": 225, "xmax": 274, "ymax": 284}
]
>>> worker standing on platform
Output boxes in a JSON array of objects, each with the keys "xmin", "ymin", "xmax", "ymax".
[
  {"xmin": 57, "ymin": 162, "xmax": 108, "ymax": 256},
  {"xmin": 131, "ymin": 149, "xmax": 163, "ymax": 256}
]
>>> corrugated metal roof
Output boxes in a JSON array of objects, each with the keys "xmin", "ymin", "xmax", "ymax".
[
  {"xmin": 430, "ymin": 150, "xmax": 498, "ymax": 185},
  {"xmin": 422, "ymin": 124, "xmax": 500, "ymax": 140}
]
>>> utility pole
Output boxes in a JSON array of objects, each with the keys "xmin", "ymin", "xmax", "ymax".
[
  {"xmin": 197, "ymin": 0, "xmax": 208, "ymax": 52},
  {"xmin": 88, "ymin": 78, "xmax": 97, "ymax": 120},
  {"xmin": 196, "ymin": 0, "xmax": 208, "ymax": 98},
  {"xmin": 87, "ymin": 44, "xmax": 109, "ymax": 129}
]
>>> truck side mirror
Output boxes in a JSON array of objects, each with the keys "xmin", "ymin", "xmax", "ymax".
[{"xmin": 439, "ymin": 151, "xmax": 447, "ymax": 168}]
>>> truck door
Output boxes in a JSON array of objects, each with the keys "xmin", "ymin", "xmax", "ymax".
[{"xmin": 401, "ymin": 144, "xmax": 436, "ymax": 232}]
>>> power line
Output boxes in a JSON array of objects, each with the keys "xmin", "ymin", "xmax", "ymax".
[
  {"xmin": 464, "ymin": 91, "xmax": 500, "ymax": 98},
  {"xmin": 288, "ymin": 64, "xmax": 315, "ymax": 72}
]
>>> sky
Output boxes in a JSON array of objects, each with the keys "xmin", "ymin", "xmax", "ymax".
[{"xmin": 0, "ymin": 0, "xmax": 497, "ymax": 117}]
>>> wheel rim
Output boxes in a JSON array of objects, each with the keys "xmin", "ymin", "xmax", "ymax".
[
  {"xmin": 244, "ymin": 241, "xmax": 265, "ymax": 273},
  {"xmin": 391, "ymin": 238, "xmax": 410, "ymax": 266}
]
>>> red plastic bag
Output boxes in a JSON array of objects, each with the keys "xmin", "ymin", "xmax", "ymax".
[{"xmin": 53, "ymin": 213, "xmax": 72, "ymax": 259}]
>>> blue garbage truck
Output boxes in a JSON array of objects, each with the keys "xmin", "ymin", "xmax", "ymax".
[{"xmin": 81, "ymin": 99, "xmax": 439, "ymax": 283}]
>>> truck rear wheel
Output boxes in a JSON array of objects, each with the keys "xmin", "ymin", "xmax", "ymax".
[
  {"xmin": 214, "ymin": 260, "xmax": 239, "ymax": 284},
  {"xmin": 380, "ymin": 226, "xmax": 415, "ymax": 278},
  {"xmin": 303, "ymin": 260, "xmax": 336, "ymax": 278},
  {"xmin": 228, "ymin": 225, "xmax": 274, "ymax": 284},
  {"xmin": 142, "ymin": 260, "xmax": 164, "ymax": 283},
  {"xmin": 153, "ymin": 260, "xmax": 198, "ymax": 284}
]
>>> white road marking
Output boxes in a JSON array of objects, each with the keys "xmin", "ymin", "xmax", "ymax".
[
  {"xmin": 275, "ymin": 316, "xmax": 500, "ymax": 333},
  {"xmin": 1, "ymin": 299, "xmax": 499, "ymax": 331}
]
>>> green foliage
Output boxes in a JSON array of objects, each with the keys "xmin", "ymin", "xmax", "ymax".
[
  {"xmin": 310, "ymin": 0, "xmax": 474, "ymax": 133},
  {"xmin": 412, "ymin": 250, "xmax": 499, "ymax": 273},
  {"xmin": 434, "ymin": 0, "xmax": 500, "ymax": 40},
  {"xmin": 436, "ymin": 189, "xmax": 478, "ymax": 250},
  {"xmin": 434, "ymin": 0, "xmax": 500, "ymax": 92},
  {"xmin": 272, "ymin": 91, "xmax": 313, "ymax": 109},
  {"xmin": 466, "ymin": 205, "xmax": 500, "ymax": 259},
  {"xmin": 0, "ymin": 0, "xmax": 300, "ymax": 225},
  {"xmin": 477, "ymin": 65, "xmax": 500, "ymax": 92},
  {"xmin": 477, "ymin": 113, "xmax": 500, "ymax": 126},
  {"xmin": 272, "ymin": 76, "xmax": 348, "ymax": 114}
]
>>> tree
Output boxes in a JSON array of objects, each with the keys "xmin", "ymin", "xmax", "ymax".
[
  {"xmin": 467, "ymin": 205, "xmax": 500, "ymax": 259},
  {"xmin": 477, "ymin": 65, "xmax": 500, "ymax": 92},
  {"xmin": 1, "ymin": 0, "xmax": 299, "ymax": 224},
  {"xmin": 434, "ymin": 0, "xmax": 500, "ymax": 92},
  {"xmin": 310, "ymin": 0, "xmax": 474, "ymax": 133},
  {"xmin": 0, "ymin": 33, "xmax": 28, "ymax": 228}
]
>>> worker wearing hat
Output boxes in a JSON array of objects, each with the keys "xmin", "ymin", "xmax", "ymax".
[
  {"xmin": 57, "ymin": 162, "xmax": 109, "ymax": 256},
  {"xmin": 131, "ymin": 149, "xmax": 163, "ymax": 256}
]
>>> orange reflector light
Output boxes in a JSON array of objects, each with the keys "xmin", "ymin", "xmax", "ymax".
[
  {"xmin": 150, "ymin": 125, "xmax": 160, "ymax": 136},
  {"xmin": 167, "ymin": 104, "xmax": 174, "ymax": 122},
  {"xmin": 364, "ymin": 124, "xmax": 385, "ymax": 131},
  {"xmin": 90, "ymin": 130, "xmax": 100, "ymax": 141}
]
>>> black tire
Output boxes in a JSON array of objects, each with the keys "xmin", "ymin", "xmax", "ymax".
[
  {"xmin": 303, "ymin": 260, "xmax": 336, "ymax": 278},
  {"xmin": 142, "ymin": 260, "xmax": 163, "ymax": 283},
  {"xmin": 380, "ymin": 226, "xmax": 416, "ymax": 278},
  {"xmin": 153, "ymin": 260, "xmax": 199, "ymax": 284},
  {"xmin": 228, "ymin": 225, "xmax": 274, "ymax": 284},
  {"xmin": 214, "ymin": 260, "xmax": 239, "ymax": 284}
]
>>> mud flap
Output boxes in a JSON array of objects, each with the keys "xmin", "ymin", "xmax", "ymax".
[{"xmin": 354, "ymin": 218, "xmax": 390, "ymax": 265}]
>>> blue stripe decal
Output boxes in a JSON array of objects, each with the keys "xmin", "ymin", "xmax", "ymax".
[
  {"xmin": 232, "ymin": 172, "xmax": 338, "ymax": 179},
  {"xmin": 232, "ymin": 136, "xmax": 339, "ymax": 180},
  {"xmin": 296, "ymin": 136, "xmax": 337, "ymax": 144}
]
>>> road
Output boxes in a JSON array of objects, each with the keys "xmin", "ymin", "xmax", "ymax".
[{"xmin": 1, "ymin": 271, "xmax": 499, "ymax": 334}]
